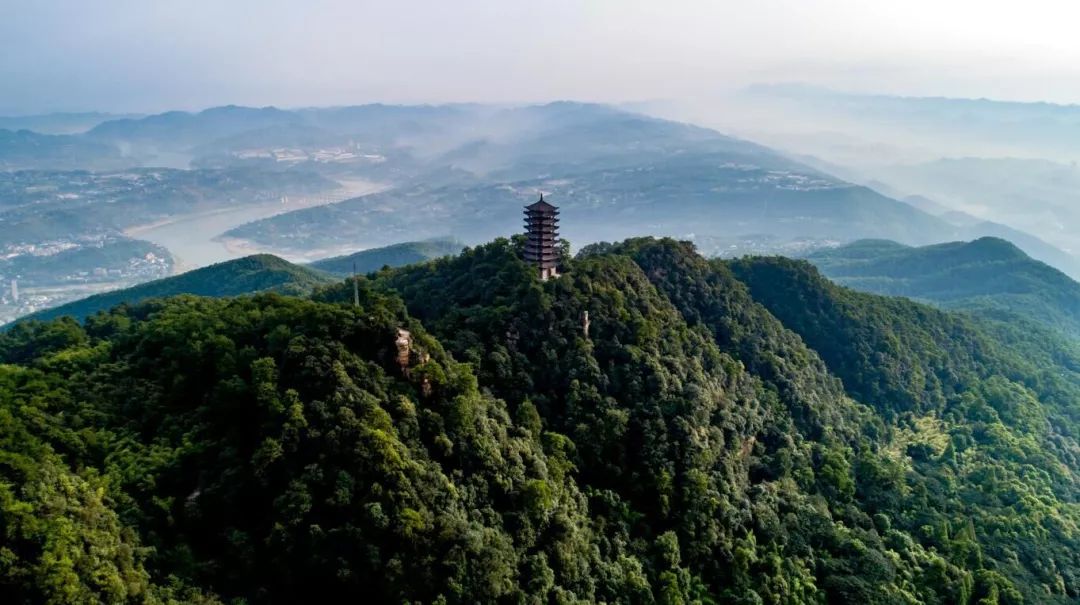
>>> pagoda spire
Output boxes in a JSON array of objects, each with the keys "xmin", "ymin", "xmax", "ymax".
[{"xmin": 523, "ymin": 193, "xmax": 560, "ymax": 280}]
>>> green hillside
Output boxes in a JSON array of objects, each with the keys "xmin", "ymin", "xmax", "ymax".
[
  {"xmin": 308, "ymin": 238, "xmax": 464, "ymax": 276},
  {"xmin": 2, "ymin": 237, "xmax": 1079, "ymax": 602},
  {"xmin": 807, "ymin": 237, "xmax": 1080, "ymax": 336},
  {"xmin": 14, "ymin": 254, "xmax": 335, "ymax": 324}
]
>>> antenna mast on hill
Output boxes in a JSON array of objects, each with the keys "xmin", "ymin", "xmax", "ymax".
[{"xmin": 352, "ymin": 262, "xmax": 360, "ymax": 307}]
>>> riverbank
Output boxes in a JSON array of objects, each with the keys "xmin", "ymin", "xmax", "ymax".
[{"xmin": 123, "ymin": 179, "xmax": 389, "ymax": 270}]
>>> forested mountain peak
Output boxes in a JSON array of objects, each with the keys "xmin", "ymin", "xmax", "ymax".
[
  {"xmin": 809, "ymin": 236, "xmax": 1080, "ymax": 337},
  {"xmin": 814, "ymin": 236, "xmax": 1029, "ymax": 268},
  {"xmin": 2, "ymin": 236, "xmax": 1079, "ymax": 603},
  {"xmin": 308, "ymin": 238, "xmax": 465, "ymax": 276},
  {"xmin": 16, "ymin": 253, "xmax": 334, "ymax": 325}
]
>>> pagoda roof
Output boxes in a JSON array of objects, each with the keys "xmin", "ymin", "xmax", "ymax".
[{"xmin": 525, "ymin": 193, "xmax": 557, "ymax": 212}]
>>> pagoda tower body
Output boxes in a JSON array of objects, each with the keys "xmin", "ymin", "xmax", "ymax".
[{"xmin": 524, "ymin": 195, "xmax": 560, "ymax": 280}]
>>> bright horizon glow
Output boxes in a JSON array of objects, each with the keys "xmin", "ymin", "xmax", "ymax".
[{"xmin": 5, "ymin": 0, "xmax": 1080, "ymax": 114}]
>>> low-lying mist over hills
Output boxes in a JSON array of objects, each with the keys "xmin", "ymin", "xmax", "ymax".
[
  {"xmin": 650, "ymin": 86, "xmax": 1080, "ymax": 258},
  {"xmin": 8, "ymin": 98, "xmax": 1080, "ymax": 323}
]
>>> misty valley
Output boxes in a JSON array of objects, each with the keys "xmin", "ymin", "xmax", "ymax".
[
  {"xmin": 8, "ymin": 89, "xmax": 1080, "ymax": 603},
  {"xmin": 7, "ymin": 101, "xmax": 1080, "ymax": 325}
]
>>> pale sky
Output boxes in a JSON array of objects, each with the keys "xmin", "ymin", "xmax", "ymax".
[{"xmin": 5, "ymin": 0, "xmax": 1080, "ymax": 114}]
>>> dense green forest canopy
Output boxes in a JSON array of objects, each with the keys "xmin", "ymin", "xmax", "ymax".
[
  {"xmin": 807, "ymin": 237, "xmax": 1080, "ymax": 337},
  {"xmin": 1, "ymin": 236, "xmax": 1079, "ymax": 603}
]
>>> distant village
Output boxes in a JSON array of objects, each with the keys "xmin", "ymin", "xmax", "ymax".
[
  {"xmin": 0, "ymin": 236, "xmax": 170, "ymax": 324},
  {"xmin": 231, "ymin": 144, "xmax": 386, "ymax": 165}
]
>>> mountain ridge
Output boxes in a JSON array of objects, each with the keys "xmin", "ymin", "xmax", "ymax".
[
  {"xmin": 13, "ymin": 253, "xmax": 334, "ymax": 325},
  {"xmin": 808, "ymin": 236, "xmax": 1080, "ymax": 337},
  {"xmin": 308, "ymin": 238, "xmax": 465, "ymax": 276},
  {"xmin": 11, "ymin": 100, "xmax": 1080, "ymax": 286}
]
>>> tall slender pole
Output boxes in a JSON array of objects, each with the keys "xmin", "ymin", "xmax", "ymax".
[{"xmin": 352, "ymin": 262, "xmax": 360, "ymax": 308}]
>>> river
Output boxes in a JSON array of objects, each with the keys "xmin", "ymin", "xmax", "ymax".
[{"xmin": 124, "ymin": 179, "xmax": 388, "ymax": 271}]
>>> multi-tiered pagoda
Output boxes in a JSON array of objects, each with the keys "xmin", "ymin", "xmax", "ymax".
[{"xmin": 524, "ymin": 194, "xmax": 560, "ymax": 280}]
